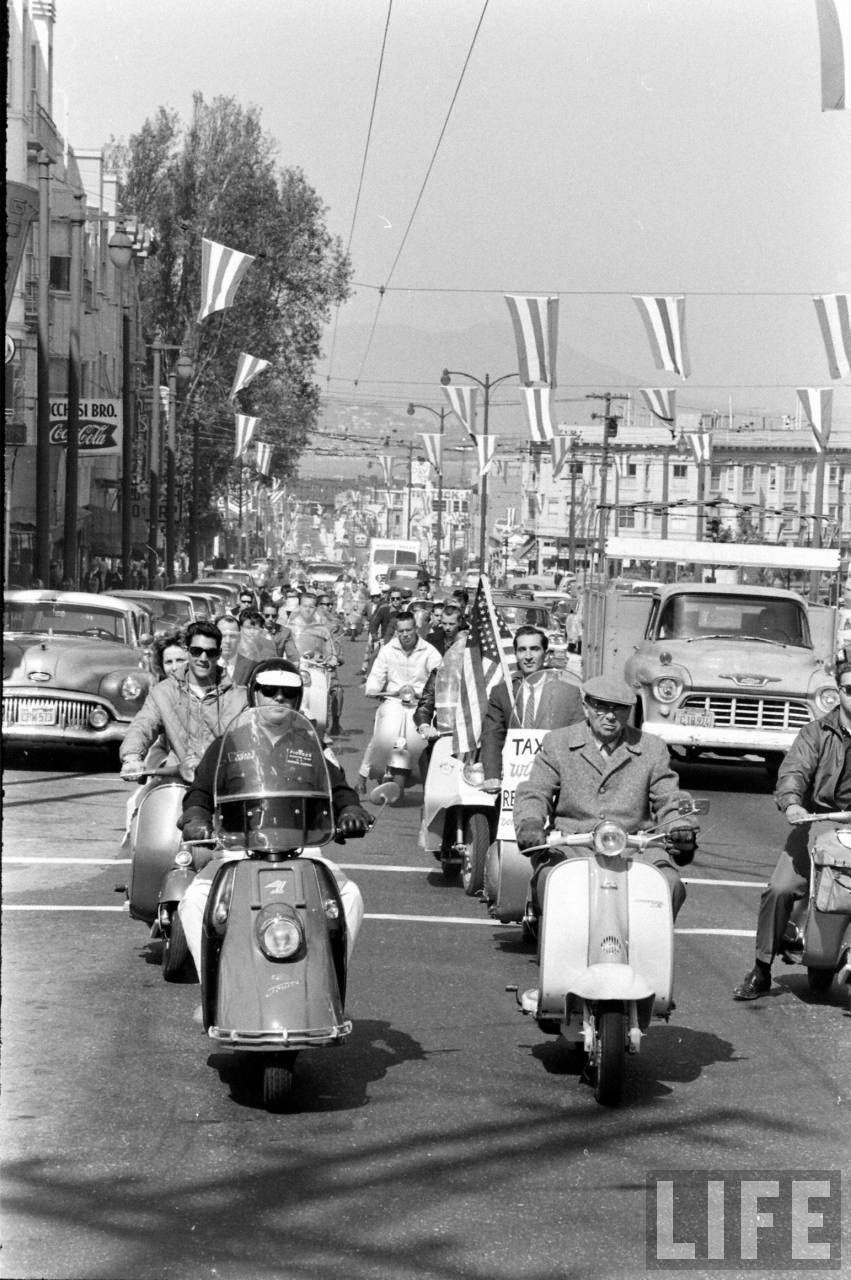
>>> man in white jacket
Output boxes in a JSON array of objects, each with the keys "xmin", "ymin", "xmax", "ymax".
[{"xmin": 356, "ymin": 611, "xmax": 441, "ymax": 793}]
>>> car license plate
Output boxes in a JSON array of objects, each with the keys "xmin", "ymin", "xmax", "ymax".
[
  {"xmin": 19, "ymin": 705, "xmax": 57, "ymax": 726},
  {"xmin": 676, "ymin": 709, "xmax": 714, "ymax": 728}
]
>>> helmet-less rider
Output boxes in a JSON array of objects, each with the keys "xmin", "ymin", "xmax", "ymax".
[{"xmin": 177, "ymin": 659, "xmax": 371, "ymax": 989}]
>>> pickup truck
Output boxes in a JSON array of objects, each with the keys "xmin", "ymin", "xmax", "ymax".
[{"xmin": 583, "ymin": 582, "xmax": 838, "ymax": 775}]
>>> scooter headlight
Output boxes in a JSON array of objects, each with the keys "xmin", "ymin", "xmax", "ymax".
[
  {"xmin": 255, "ymin": 905, "xmax": 304, "ymax": 960},
  {"xmin": 593, "ymin": 820, "xmax": 628, "ymax": 858},
  {"xmin": 173, "ymin": 849, "xmax": 194, "ymax": 868}
]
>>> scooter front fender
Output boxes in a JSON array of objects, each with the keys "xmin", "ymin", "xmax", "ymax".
[
  {"xmin": 565, "ymin": 962, "xmax": 654, "ymax": 1004},
  {"xmin": 158, "ymin": 865, "xmax": 196, "ymax": 909},
  {"xmin": 419, "ymin": 737, "xmax": 496, "ymax": 851}
]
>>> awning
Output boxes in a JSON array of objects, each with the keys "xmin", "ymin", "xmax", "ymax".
[{"xmin": 515, "ymin": 536, "xmax": 537, "ymax": 561}]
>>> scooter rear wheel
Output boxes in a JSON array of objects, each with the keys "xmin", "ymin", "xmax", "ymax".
[
  {"xmin": 594, "ymin": 1009, "xmax": 626, "ymax": 1107},
  {"xmin": 262, "ymin": 1056, "xmax": 297, "ymax": 1111}
]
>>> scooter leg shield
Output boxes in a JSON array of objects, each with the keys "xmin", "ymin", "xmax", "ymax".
[
  {"xmin": 802, "ymin": 897, "xmax": 851, "ymax": 969},
  {"xmin": 489, "ymin": 841, "xmax": 532, "ymax": 923},
  {"xmin": 207, "ymin": 858, "xmax": 350, "ymax": 1047},
  {"xmin": 127, "ymin": 782, "xmax": 186, "ymax": 924}
]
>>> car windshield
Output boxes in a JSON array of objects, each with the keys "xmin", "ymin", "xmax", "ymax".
[
  {"xmin": 5, "ymin": 601, "xmax": 128, "ymax": 643},
  {"xmin": 128, "ymin": 596, "xmax": 193, "ymax": 629},
  {"xmin": 496, "ymin": 604, "xmax": 551, "ymax": 629},
  {"xmin": 213, "ymin": 708, "xmax": 334, "ymax": 852},
  {"xmin": 655, "ymin": 593, "xmax": 810, "ymax": 646}
]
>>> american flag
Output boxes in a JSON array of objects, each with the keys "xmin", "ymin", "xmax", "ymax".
[
  {"xmin": 198, "ymin": 238, "xmax": 255, "ymax": 322},
  {"xmin": 452, "ymin": 575, "xmax": 517, "ymax": 759}
]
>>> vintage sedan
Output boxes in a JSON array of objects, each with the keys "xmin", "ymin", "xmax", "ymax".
[
  {"xmin": 110, "ymin": 588, "xmax": 196, "ymax": 635},
  {"xmin": 2, "ymin": 590, "xmax": 156, "ymax": 751}
]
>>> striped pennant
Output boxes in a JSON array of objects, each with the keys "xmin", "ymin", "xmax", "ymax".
[
  {"xmin": 813, "ymin": 294, "xmax": 851, "ymax": 378},
  {"xmin": 233, "ymin": 413, "xmax": 259, "ymax": 459},
  {"xmin": 521, "ymin": 386, "xmax": 555, "ymax": 443},
  {"xmin": 613, "ymin": 452, "xmax": 630, "ymax": 479},
  {"xmin": 420, "ymin": 433, "xmax": 443, "ymax": 473},
  {"xmin": 254, "ymin": 441, "xmax": 272, "ymax": 476},
  {"xmin": 683, "ymin": 431, "xmax": 713, "ymax": 465},
  {"xmin": 229, "ymin": 352, "xmax": 270, "ymax": 401},
  {"xmin": 816, "ymin": 0, "xmax": 851, "ymax": 109},
  {"xmin": 550, "ymin": 434, "xmax": 571, "ymax": 480},
  {"xmin": 505, "ymin": 506, "xmax": 516, "ymax": 527},
  {"xmin": 198, "ymin": 238, "xmax": 255, "ymax": 322},
  {"xmin": 442, "ymin": 385, "xmax": 479, "ymax": 436},
  {"xmin": 633, "ymin": 295, "xmax": 690, "ymax": 379},
  {"xmin": 452, "ymin": 575, "xmax": 517, "ymax": 759},
  {"xmin": 505, "ymin": 294, "xmax": 559, "ymax": 386},
  {"xmin": 474, "ymin": 435, "xmax": 498, "ymax": 478},
  {"xmin": 797, "ymin": 388, "xmax": 834, "ymax": 453},
  {"xmin": 639, "ymin": 387, "xmax": 677, "ymax": 434},
  {"xmin": 378, "ymin": 454, "xmax": 394, "ymax": 487}
]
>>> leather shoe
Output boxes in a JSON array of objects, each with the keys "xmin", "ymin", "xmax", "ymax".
[{"xmin": 733, "ymin": 966, "xmax": 771, "ymax": 1001}]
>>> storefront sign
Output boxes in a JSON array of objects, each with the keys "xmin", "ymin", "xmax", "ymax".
[{"xmin": 48, "ymin": 399, "xmax": 122, "ymax": 454}]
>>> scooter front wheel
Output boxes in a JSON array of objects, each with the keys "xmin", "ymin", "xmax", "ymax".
[
  {"xmin": 460, "ymin": 812, "xmax": 490, "ymax": 897},
  {"xmin": 593, "ymin": 1008, "xmax": 626, "ymax": 1107},
  {"xmin": 262, "ymin": 1054, "xmax": 298, "ymax": 1111}
]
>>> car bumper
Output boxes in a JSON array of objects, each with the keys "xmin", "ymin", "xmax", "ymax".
[
  {"xmin": 641, "ymin": 720, "xmax": 795, "ymax": 754},
  {"xmin": 2, "ymin": 692, "xmax": 130, "ymax": 747}
]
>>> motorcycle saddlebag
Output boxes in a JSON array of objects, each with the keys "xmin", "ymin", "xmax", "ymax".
[{"xmin": 812, "ymin": 836, "xmax": 851, "ymax": 914}]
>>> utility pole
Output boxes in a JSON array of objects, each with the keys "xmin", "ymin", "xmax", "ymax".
[{"xmin": 588, "ymin": 392, "xmax": 628, "ymax": 577}]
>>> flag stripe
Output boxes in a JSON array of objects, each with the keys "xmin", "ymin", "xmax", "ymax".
[
  {"xmin": 639, "ymin": 387, "xmax": 677, "ymax": 427},
  {"xmin": 633, "ymin": 295, "xmax": 690, "ymax": 379},
  {"xmin": 474, "ymin": 435, "xmax": 497, "ymax": 477},
  {"xmin": 813, "ymin": 294, "xmax": 851, "ymax": 378},
  {"xmin": 505, "ymin": 295, "xmax": 558, "ymax": 386},
  {"xmin": 198, "ymin": 238, "xmax": 255, "ymax": 322},
  {"xmin": 551, "ymin": 434, "xmax": 571, "ymax": 479},
  {"xmin": 229, "ymin": 352, "xmax": 270, "ymax": 401},
  {"xmin": 521, "ymin": 386, "xmax": 555, "ymax": 443},
  {"xmin": 797, "ymin": 387, "xmax": 834, "ymax": 453},
  {"xmin": 452, "ymin": 576, "xmax": 517, "ymax": 758},
  {"xmin": 816, "ymin": 0, "xmax": 851, "ymax": 110},
  {"xmin": 442, "ymin": 385, "xmax": 479, "ymax": 435},
  {"xmin": 233, "ymin": 414, "xmax": 259, "ymax": 458},
  {"xmin": 420, "ymin": 433, "xmax": 442, "ymax": 472}
]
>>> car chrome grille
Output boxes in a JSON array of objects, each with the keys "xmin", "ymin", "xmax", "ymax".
[
  {"xmin": 2, "ymin": 695, "xmax": 102, "ymax": 730},
  {"xmin": 680, "ymin": 694, "xmax": 811, "ymax": 730}
]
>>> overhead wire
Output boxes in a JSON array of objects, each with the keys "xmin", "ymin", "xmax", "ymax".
[{"xmin": 352, "ymin": 0, "xmax": 492, "ymax": 385}]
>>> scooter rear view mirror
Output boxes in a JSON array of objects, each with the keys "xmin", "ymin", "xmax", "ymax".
[
  {"xmin": 691, "ymin": 799, "xmax": 710, "ymax": 815},
  {"xmin": 368, "ymin": 781, "xmax": 401, "ymax": 807}
]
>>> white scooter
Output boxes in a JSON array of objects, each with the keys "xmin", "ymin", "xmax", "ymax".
[
  {"xmin": 366, "ymin": 687, "xmax": 425, "ymax": 802},
  {"xmin": 781, "ymin": 811, "xmax": 851, "ymax": 993},
  {"xmin": 509, "ymin": 804, "xmax": 705, "ymax": 1107}
]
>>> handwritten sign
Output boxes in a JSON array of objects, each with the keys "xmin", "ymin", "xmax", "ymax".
[{"xmin": 496, "ymin": 728, "xmax": 548, "ymax": 841}]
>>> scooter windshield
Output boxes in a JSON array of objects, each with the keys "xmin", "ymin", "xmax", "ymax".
[
  {"xmin": 212, "ymin": 707, "xmax": 334, "ymax": 852},
  {"xmin": 433, "ymin": 635, "xmax": 467, "ymax": 733},
  {"xmin": 509, "ymin": 668, "xmax": 583, "ymax": 730}
]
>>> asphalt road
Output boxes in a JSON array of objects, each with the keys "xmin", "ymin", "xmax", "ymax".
[{"xmin": 2, "ymin": 638, "xmax": 849, "ymax": 1280}]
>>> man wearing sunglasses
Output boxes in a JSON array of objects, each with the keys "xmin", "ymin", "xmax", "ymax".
[
  {"xmin": 513, "ymin": 673, "xmax": 698, "ymax": 921},
  {"xmin": 119, "ymin": 620, "xmax": 248, "ymax": 782},
  {"xmin": 734, "ymin": 654, "xmax": 851, "ymax": 1000}
]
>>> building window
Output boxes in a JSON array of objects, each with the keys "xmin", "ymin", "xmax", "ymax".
[
  {"xmin": 49, "ymin": 256, "xmax": 71, "ymax": 292},
  {"xmin": 784, "ymin": 466, "xmax": 797, "ymax": 492},
  {"xmin": 742, "ymin": 465, "xmax": 755, "ymax": 492},
  {"xmin": 672, "ymin": 464, "xmax": 688, "ymax": 480},
  {"xmin": 627, "ymin": 462, "xmax": 637, "ymax": 478},
  {"xmin": 829, "ymin": 466, "xmax": 838, "ymax": 483},
  {"xmin": 618, "ymin": 506, "xmax": 635, "ymax": 529},
  {"xmin": 709, "ymin": 465, "xmax": 722, "ymax": 490}
]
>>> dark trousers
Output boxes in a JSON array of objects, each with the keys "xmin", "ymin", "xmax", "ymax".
[{"xmin": 754, "ymin": 821, "xmax": 828, "ymax": 965}]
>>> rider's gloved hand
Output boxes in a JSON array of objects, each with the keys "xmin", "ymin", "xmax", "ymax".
[
  {"xmin": 785, "ymin": 803, "xmax": 809, "ymax": 825},
  {"xmin": 181, "ymin": 810, "xmax": 213, "ymax": 842},
  {"xmin": 516, "ymin": 820, "xmax": 546, "ymax": 853},
  {"xmin": 336, "ymin": 805, "xmax": 372, "ymax": 838},
  {"xmin": 481, "ymin": 777, "xmax": 502, "ymax": 793},
  {"xmin": 179, "ymin": 756, "xmax": 198, "ymax": 784},
  {"xmin": 120, "ymin": 756, "xmax": 145, "ymax": 781},
  {"xmin": 667, "ymin": 826, "xmax": 698, "ymax": 866},
  {"xmin": 417, "ymin": 723, "xmax": 437, "ymax": 741}
]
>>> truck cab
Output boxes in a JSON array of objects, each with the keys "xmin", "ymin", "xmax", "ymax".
[{"xmin": 584, "ymin": 582, "xmax": 838, "ymax": 774}]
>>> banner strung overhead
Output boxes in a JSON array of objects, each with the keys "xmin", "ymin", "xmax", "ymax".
[
  {"xmin": 229, "ymin": 352, "xmax": 270, "ymax": 401},
  {"xmin": 521, "ymin": 386, "xmax": 555, "ymax": 443},
  {"xmin": 550, "ymin": 434, "xmax": 571, "ymax": 480},
  {"xmin": 633, "ymin": 295, "xmax": 690, "ymax": 379},
  {"xmin": 474, "ymin": 434, "xmax": 497, "ymax": 478},
  {"xmin": 813, "ymin": 294, "xmax": 851, "ymax": 378},
  {"xmin": 797, "ymin": 387, "xmax": 834, "ymax": 452},
  {"xmin": 639, "ymin": 387, "xmax": 677, "ymax": 433},
  {"xmin": 815, "ymin": 0, "xmax": 851, "ymax": 110},
  {"xmin": 505, "ymin": 294, "xmax": 559, "ymax": 387},
  {"xmin": 198, "ymin": 238, "xmax": 255, "ymax": 322},
  {"xmin": 442, "ymin": 384, "xmax": 479, "ymax": 436},
  {"xmin": 233, "ymin": 413, "xmax": 259, "ymax": 458},
  {"xmin": 420, "ymin": 433, "xmax": 442, "ymax": 473},
  {"xmin": 682, "ymin": 430, "xmax": 713, "ymax": 465},
  {"xmin": 254, "ymin": 441, "xmax": 272, "ymax": 476}
]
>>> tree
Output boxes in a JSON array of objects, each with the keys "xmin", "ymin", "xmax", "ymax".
[{"xmin": 115, "ymin": 93, "xmax": 351, "ymax": 548}]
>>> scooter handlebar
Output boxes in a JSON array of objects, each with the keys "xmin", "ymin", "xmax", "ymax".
[{"xmin": 788, "ymin": 810, "xmax": 851, "ymax": 825}]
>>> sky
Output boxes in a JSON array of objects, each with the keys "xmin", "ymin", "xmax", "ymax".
[{"xmin": 55, "ymin": 0, "xmax": 850, "ymax": 435}]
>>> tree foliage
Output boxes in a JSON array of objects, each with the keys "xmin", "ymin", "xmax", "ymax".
[{"xmin": 116, "ymin": 93, "xmax": 351, "ymax": 536}]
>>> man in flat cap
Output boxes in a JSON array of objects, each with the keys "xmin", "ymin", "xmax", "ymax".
[{"xmin": 513, "ymin": 672, "xmax": 698, "ymax": 920}]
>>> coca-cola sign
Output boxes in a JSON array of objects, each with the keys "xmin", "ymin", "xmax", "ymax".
[{"xmin": 48, "ymin": 400, "xmax": 123, "ymax": 455}]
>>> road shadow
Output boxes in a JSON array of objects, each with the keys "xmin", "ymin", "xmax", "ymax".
[{"xmin": 773, "ymin": 969, "xmax": 851, "ymax": 1010}]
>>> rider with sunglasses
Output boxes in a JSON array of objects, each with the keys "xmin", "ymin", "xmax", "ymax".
[
  {"xmin": 119, "ymin": 620, "xmax": 248, "ymax": 782},
  {"xmin": 513, "ymin": 673, "xmax": 699, "ymax": 921}
]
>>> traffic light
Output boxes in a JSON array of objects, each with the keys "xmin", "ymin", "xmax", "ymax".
[
  {"xmin": 605, "ymin": 416, "xmax": 619, "ymax": 440},
  {"xmin": 706, "ymin": 517, "xmax": 722, "ymax": 541}
]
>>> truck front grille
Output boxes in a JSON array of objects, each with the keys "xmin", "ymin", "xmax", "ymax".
[{"xmin": 680, "ymin": 694, "xmax": 811, "ymax": 731}]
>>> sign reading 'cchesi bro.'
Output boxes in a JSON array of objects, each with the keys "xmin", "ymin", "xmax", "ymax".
[{"xmin": 48, "ymin": 400, "xmax": 123, "ymax": 455}]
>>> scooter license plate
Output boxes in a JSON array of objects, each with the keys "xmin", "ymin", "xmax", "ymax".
[
  {"xmin": 676, "ymin": 709, "xmax": 714, "ymax": 728},
  {"xmin": 19, "ymin": 705, "xmax": 58, "ymax": 726}
]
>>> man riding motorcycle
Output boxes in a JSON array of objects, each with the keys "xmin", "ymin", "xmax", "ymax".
[{"xmin": 177, "ymin": 659, "xmax": 372, "ymax": 990}]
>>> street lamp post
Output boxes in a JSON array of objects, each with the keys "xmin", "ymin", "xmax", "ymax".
[
  {"xmin": 407, "ymin": 402, "xmax": 446, "ymax": 583},
  {"xmin": 106, "ymin": 218, "xmax": 142, "ymax": 586},
  {"xmin": 441, "ymin": 368, "xmax": 517, "ymax": 575}
]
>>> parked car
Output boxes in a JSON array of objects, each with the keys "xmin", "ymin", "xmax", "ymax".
[
  {"xmin": 110, "ymin": 589, "xmax": 196, "ymax": 636},
  {"xmin": 188, "ymin": 580, "xmax": 242, "ymax": 611},
  {"xmin": 305, "ymin": 560, "xmax": 342, "ymax": 590},
  {"xmin": 168, "ymin": 588, "xmax": 221, "ymax": 621},
  {"xmin": 2, "ymin": 590, "xmax": 156, "ymax": 751},
  {"xmin": 202, "ymin": 567, "xmax": 255, "ymax": 590}
]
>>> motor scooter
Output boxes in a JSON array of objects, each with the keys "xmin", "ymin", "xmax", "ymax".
[
  {"xmin": 366, "ymin": 687, "xmax": 425, "ymax": 801},
  {"xmin": 199, "ymin": 707, "xmax": 381, "ymax": 1110},
  {"xmin": 780, "ymin": 810, "xmax": 851, "ymax": 993},
  {"xmin": 418, "ymin": 640, "xmax": 496, "ymax": 889},
  {"xmin": 508, "ymin": 802, "xmax": 706, "ymax": 1107},
  {"xmin": 481, "ymin": 668, "xmax": 584, "ymax": 926},
  {"xmin": 122, "ymin": 760, "xmax": 197, "ymax": 981},
  {"xmin": 300, "ymin": 654, "xmax": 331, "ymax": 739}
]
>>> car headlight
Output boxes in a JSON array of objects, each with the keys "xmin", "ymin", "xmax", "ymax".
[
  {"xmin": 816, "ymin": 686, "xmax": 840, "ymax": 713},
  {"xmin": 120, "ymin": 673, "xmax": 146, "ymax": 701},
  {"xmin": 652, "ymin": 675, "xmax": 684, "ymax": 703}
]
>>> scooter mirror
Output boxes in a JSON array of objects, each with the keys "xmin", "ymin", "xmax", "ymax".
[
  {"xmin": 368, "ymin": 781, "xmax": 402, "ymax": 807},
  {"xmin": 691, "ymin": 799, "xmax": 710, "ymax": 815}
]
